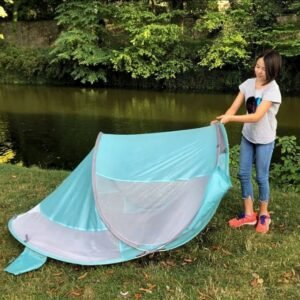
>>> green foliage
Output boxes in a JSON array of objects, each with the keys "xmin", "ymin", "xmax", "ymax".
[
  {"xmin": 184, "ymin": 0, "xmax": 210, "ymax": 14},
  {"xmin": 230, "ymin": 136, "xmax": 300, "ymax": 192},
  {"xmin": 0, "ymin": 7, "xmax": 7, "ymax": 39},
  {"xmin": 194, "ymin": 0, "xmax": 300, "ymax": 70},
  {"xmin": 229, "ymin": 144, "xmax": 240, "ymax": 184},
  {"xmin": 111, "ymin": 24, "xmax": 191, "ymax": 79},
  {"xmin": 271, "ymin": 29, "xmax": 300, "ymax": 57},
  {"xmin": 2, "ymin": 0, "xmax": 61, "ymax": 21},
  {"xmin": 111, "ymin": 3, "xmax": 192, "ymax": 79},
  {"xmin": 0, "ymin": 0, "xmax": 13, "ymax": 39},
  {"xmin": 0, "ymin": 44, "xmax": 57, "ymax": 83},
  {"xmin": 198, "ymin": 31, "xmax": 249, "ymax": 69},
  {"xmin": 50, "ymin": 1, "xmax": 114, "ymax": 84},
  {"xmin": 248, "ymin": 0, "xmax": 300, "ymax": 57},
  {"xmin": 270, "ymin": 14, "xmax": 300, "ymax": 57},
  {"xmin": 0, "ymin": 6, "xmax": 8, "ymax": 19},
  {"xmin": 1, "ymin": 0, "xmax": 300, "ymax": 86},
  {"xmin": 194, "ymin": 5, "xmax": 252, "ymax": 69},
  {"xmin": 271, "ymin": 136, "xmax": 300, "ymax": 192},
  {"xmin": 194, "ymin": 11, "xmax": 224, "ymax": 33}
]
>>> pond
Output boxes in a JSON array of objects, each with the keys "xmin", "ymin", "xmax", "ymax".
[{"xmin": 0, "ymin": 84, "xmax": 299, "ymax": 170}]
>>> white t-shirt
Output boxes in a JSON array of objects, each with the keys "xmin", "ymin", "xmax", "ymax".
[{"xmin": 239, "ymin": 78, "xmax": 281, "ymax": 144}]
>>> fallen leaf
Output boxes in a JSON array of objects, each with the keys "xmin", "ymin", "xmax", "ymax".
[
  {"xmin": 250, "ymin": 279, "xmax": 258, "ymax": 287},
  {"xmin": 134, "ymin": 293, "xmax": 142, "ymax": 299},
  {"xmin": 283, "ymin": 271, "xmax": 294, "ymax": 279},
  {"xmin": 68, "ymin": 289, "xmax": 82, "ymax": 297},
  {"xmin": 250, "ymin": 274, "xmax": 264, "ymax": 287},
  {"xmin": 139, "ymin": 288, "xmax": 152, "ymax": 293},
  {"xmin": 257, "ymin": 278, "xmax": 264, "ymax": 285},
  {"xmin": 221, "ymin": 248, "xmax": 232, "ymax": 255},
  {"xmin": 146, "ymin": 283, "xmax": 156, "ymax": 290},
  {"xmin": 139, "ymin": 283, "xmax": 156, "ymax": 294},
  {"xmin": 211, "ymin": 245, "xmax": 221, "ymax": 251},
  {"xmin": 142, "ymin": 271, "xmax": 149, "ymax": 279},
  {"xmin": 278, "ymin": 270, "xmax": 297, "ymax": 283},
  {"xmin": 77, "ymin": 272, "xmax": 88, "ymax": 280},
  {"xmin": 162, "ymin": 259, "xmax": 176, "ymax": 266}
]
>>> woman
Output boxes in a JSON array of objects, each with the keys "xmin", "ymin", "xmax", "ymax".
[{"xmin": 212, "ymin": 49, "xmax": 282, "ymax": 233}]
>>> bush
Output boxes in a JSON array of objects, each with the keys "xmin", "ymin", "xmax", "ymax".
[
  {"xmin": 229, "ymin": 144, "xmax": 240, "ymax": 185},
  {"xmin": 0, "ymin": 44, "xmax": 60, "ymax": 84},
  {"xmin": 270, "ymin": 136, "xmax": 300, "ymax": 192},
  {"xmin": 230, "ymin": 136, "xmax": 300, "ymax": 192}
]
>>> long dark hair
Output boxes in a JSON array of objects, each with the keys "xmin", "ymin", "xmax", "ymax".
[{"xmin": 256, "ymin": 49, "xmax": 282, "ymax": 84}]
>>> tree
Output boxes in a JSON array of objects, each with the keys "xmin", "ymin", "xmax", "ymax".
[
  {"xmin": 269, "ymin": 0, "xmax": 300, "ymax": 57},
  {"xmin": 110, "ymin": 3, "xmax": 192, "ymax": 79},
  {"xmin": 45, "ymin": 0, "xmax": 300, "ymax": 84},
  {"xmin": 193, "ymin": 0, "xmax": 300, "ymax": 70},
  {"xmin": 1, "ymin": 0, "xmax": 62, "ymax": 21},
  {"xmin": 51, "ymin": 1, "xmax": 194, "ymax": 82},
  {"xmin": 0, "ymin": 0, "xmax": 13, "ymax": 39},
  {"xmin": 50, "ymin": 1, "xmax": 114, "ymax": 84}
]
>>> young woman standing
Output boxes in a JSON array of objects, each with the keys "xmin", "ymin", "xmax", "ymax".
[{"xmin": 212, "ymin": 49, "xmax": 282, "ymax": 233}]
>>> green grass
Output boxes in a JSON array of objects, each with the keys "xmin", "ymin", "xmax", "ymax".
[{"xmin": 0, "ymin": 164, "xmax": 299, "ymax": 299}]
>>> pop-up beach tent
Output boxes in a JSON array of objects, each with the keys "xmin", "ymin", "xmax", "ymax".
[{"xmin": 5, "ymin": 124, "xmax": 231, "ymax": 275}]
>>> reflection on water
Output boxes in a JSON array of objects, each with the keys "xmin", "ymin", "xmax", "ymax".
[
  {"xmin": 0, "ymin": 85, "xmax": 299, "ymax": 170},
  {"xmin": 0, "ymin": 115, "xmax": 16, "ymax": 163}
]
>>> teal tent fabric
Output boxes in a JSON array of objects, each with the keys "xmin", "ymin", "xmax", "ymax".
[
  {"xmin": 4, "ymin": 247, "xmax": 47, "ymax": 275},
  {"xmin": 5, "ymin": 124, "xmax": 231, "ymax": 274}
]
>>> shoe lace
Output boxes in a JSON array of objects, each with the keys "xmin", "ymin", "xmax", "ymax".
[
  {"xmin": 237, "ymin": 213, "xmax": 245, "ymax": 219},
  {"xmin": 259, "ymin": 215, "xmax": 268, "ymax": 225}
]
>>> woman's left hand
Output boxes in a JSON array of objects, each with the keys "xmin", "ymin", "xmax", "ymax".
[{"xmin": 216, "ymin": 115, "xmax": 232, "ymax": 124}]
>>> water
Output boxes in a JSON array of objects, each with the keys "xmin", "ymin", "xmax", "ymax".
[{"xmin": 0, "ymin": 84, "xmax": 299, "ymax": 170}]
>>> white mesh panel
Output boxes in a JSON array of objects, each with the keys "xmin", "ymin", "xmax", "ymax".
[
  {"xmin": 10, "ymin": 206, "xmax": 121, "ymax": 263},
  {"xmin": 94, "ymin": 176, "xmax": 209, "ymax": 249}
]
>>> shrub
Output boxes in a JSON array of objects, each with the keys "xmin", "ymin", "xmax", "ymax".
[
  {"xmin": 0, "ymin": 44, "xmax": 62, "ymax": 84},
  {"xmin": 230, "ymin": 136, "xmax": 300, "ymax": 192},
  {"xmin": 270, "ymin": 136, "xmax": 300, "ymax": 192}
]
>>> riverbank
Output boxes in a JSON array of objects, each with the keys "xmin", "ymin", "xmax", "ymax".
[
  {"xmin": 1, "ymin": 163, "xmax": 299, "ymax": 298},
  {"xmin": 0, "ymin": 43, "xmax": 242, "ymax": 92},
  {"xmin": 0, "ymin": 43, "xmax": 299, "ymax": 94}
]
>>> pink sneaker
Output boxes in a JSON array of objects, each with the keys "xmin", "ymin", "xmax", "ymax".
[
  {"xmin": 256, "ymin": 214, "xmax": 271, "ymax": 233},
  {"xmin": 228, "ymin": 212, "xmax": 257, "ymax": 228}
]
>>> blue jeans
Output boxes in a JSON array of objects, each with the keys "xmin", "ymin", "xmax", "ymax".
[{"xmin": 238, "ymin": 136, "xmax": 275, "ymax": 202}]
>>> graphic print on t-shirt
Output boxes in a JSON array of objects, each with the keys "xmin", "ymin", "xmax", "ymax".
[{"xmin": 246, "ymin": 96, "xmax": 262, "ymax": 113}]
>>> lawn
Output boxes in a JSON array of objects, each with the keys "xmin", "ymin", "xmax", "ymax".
[{"xmin": 0, "ymin": 164, "xmax": 299, "ymax": 299}]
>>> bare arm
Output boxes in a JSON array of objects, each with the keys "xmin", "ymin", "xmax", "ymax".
[
  {"xmin": 217, "ymin": 100, "xmax": 272, "ymax": 124},
  {"xmin": 211, "ymin": 91, "xmax": 244, "ymax": 124},
  {"xmin": 224, "ymin": 91, "xmax": 245, "ymax": 115}
]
